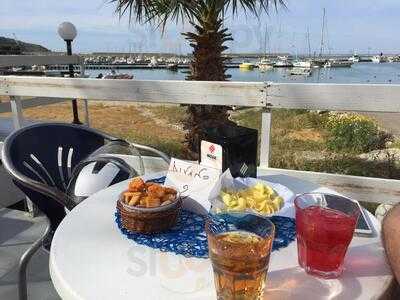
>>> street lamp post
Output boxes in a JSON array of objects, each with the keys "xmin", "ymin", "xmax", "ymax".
[{"xmin": 58, "ymin": 22, "xmax": 81, "ymax": 124}]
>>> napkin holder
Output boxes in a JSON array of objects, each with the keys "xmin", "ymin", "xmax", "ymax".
[{"xmin": 199, "ymin": 124, "xmax": 258, "ymax": 178}]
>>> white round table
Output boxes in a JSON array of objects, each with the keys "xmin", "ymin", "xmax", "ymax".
[{"xmin": 50, "ymin": 171, "xmax": 393, "ymax": 300}]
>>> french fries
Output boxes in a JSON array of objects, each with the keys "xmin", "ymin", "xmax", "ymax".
[{"xmin": 219, "ymin": 182, "xmax": 284, "ymax": 215}]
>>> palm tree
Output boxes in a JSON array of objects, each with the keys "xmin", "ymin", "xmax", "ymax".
[{"xmin": 111, "ymin": 0, "xmax": 286, "ymax": 158}]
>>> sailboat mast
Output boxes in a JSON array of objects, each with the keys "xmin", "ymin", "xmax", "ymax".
[
  {"xmin": 307, "ymin": 27, "xmax": 312, "ymax": 58},
  {"xmin": 264, "ymin": 23, "xmax": 269, "ymax": 58},
  {"xmin": 319, "ymin": 8, "xmax": 326, "ymax": 57}
]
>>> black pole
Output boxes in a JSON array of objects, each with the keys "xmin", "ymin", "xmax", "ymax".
[{"xmin": 66, "ymin": 40, "xmax": 81, "ymax": 124}]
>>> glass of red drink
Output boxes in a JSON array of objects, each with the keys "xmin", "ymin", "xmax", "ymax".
[{"xmin": 295, "ymin": 193, "xmax": 360, "ymax": 279}]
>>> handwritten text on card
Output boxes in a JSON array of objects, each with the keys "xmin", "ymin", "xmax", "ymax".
[{"xmin": 165, "ymin": 158, "xmax": 221, "ymax": 214}]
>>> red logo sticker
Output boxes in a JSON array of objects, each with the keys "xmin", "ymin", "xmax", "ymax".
[{"xmin": 209, "ymin": 144, "xmax": 215, "ymax": 153}]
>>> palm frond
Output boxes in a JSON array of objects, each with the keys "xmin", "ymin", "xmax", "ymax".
[
  {"xmin": 110, "ymin": 0, "xmax": 199, "ymax": 28},
  {"xmin": 228, "ymin": 0, "xmax": 287, "ymax": 17},
  {"xmin": 111, "ymin": 0, "xmax": 286, "ymax": 26}
]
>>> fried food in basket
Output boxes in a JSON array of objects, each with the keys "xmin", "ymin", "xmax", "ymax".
[
  {"xmin": 144, "ymin": 196, "xmax": 161, "ymax": 208},
  {"xmin": 128, "ymin": 178, "xmax": 146, "ymax": 192},
  {"xmin": 147, "ymin": 185, "xmax": 166, "ymax": 198},
  {"xmin": 123, "ymin": 178, "xmax": 178, "ymax": 209},
  {"xmin": 123, "ymin": 192, "xmax": 141, "ymax": 206}
]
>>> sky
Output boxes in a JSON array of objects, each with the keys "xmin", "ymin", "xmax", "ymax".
[{"xmin": 0, "ymin": 0, "xmax": 399, "ymax": 54}]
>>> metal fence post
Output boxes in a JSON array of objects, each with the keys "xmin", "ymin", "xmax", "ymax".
[
  {"xmin": 259, "ymin": 108, "xmax": 272, "ymax": 169},
  {"xmin": 10, "ymin": 96, "xmax": 38, "ymax": 217},
  {"xmin": 10, "ymin": 96, "xmax": 39, "ymax": 216},
  {"xmin": 10, "ymin": 96, "xmax": 23, "ymax": 129},
  {"xmin": 80, "ymin": 61, "xmax": 90, "ymax": 127},
  {"xmin": 83, "ymin": 100, "xmax": 90, "ymax": 126}
]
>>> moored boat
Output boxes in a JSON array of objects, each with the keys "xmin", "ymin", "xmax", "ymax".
[
  {"xmin": 274, "ymin": 56, "xmax": 293, "ymax": 68},
  {"xmin": 103, "ymin": 69, "xmax": 134, "ymax": 79},
  {"xmin": 348, "ymin": 55, "xmax": 360, "ymax": 63},
  {"xmin": 258, "ymin": 63, "xmax": 274, "ymax": 72},
  {"xmin": 147, "ymin": 57, "xmax": 158, "ymax": 68},
  {"xmin": 324, "ymin": 59, "xmax": 353, "ymax": 68},
  {"xmin": 292, "ymin": 60, "xmax": 313, "ymax": 69},
  {"xmin": 239, "ymin": 62, "xmax": 255, "ymax": 70},
  {"xmin": 290, "ymin": 67, "xmax": 312, "ymax": 76},
  {"xmin": 258, "ymin": 58, "xmax": 274, "ymax": 72},
  {"xmin": 372, "ymin": 55, "xmax": 387, "ymax": 63},
  {"xmin": 311, "ymin": 58, "xmax": 326, "ymax": 68}
]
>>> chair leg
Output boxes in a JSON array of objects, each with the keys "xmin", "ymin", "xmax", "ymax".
[{"xmin": 18, "ymin": 216, "xmax": 52, "ymax": 300}]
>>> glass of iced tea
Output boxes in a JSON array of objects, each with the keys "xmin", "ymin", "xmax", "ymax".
[
  {"xmin": 295, "ymin": 193, "xmax": 360, "ymax": 279},
  {"xmin": 206, "ymin": 212, "xmax": 275, "ymax": 300}
]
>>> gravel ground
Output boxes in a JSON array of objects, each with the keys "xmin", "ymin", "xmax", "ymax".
[{"xmin": 366, "ymin": 112, "xmax": 400, "ymax": 137}]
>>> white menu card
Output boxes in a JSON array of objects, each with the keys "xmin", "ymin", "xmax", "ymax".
[{"xmin": 164, "ymin": 158, "xmax": 221, "ymax": 215}]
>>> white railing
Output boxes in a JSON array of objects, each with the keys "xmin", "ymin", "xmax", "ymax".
[
  {"xmin": 0, "ymin": 55, "xmax": 89, "ymax": 129},
  {"xmin": 0, "ymin": 75, "xmax": 399, "ymax": 204}
]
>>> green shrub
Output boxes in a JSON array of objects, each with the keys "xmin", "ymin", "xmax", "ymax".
[{"xmin": 325, "ymin": 113, "xmax": 392, "ymax": 153}]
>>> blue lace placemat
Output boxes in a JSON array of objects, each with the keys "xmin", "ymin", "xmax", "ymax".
[{"xmin": 115, "ymin": 176, "xmax": 296, "ymax": 258}]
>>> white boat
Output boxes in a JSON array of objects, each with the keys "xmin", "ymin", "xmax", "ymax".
[
  {"xmin": 274, "ymin": 56, "xmax": 293, "ymax": 68},
  {"xmin": 258, "ymin": 25, "xmax": 274, "ymax": 72},
  {"xmin": 127, "ymin": 57, "xmax": 135, "ymax": 65},
  {"xmin": 147, "ymin": 57, "xmax": 158, "ymax": 68},
  {"xmin": 63, "ymin": 73, "xmax": 90, "ymax": 78},
  {"xmin": 392, "ymin": 56, "xmax": 400, "ymax": 62},
  {"xmin": 290, "ymin": 67, "xmax": 312, "ymax": 76},
  {"xmin": 258, "ymin": 58, "xmax": 274, "ymax": 72},
  {"xmin": 371, "ymin": 56, "xmax": 381, "ymax": 63},
  {"xmin": 135, "ymin": 55, "xmax": 145, "ymax": 63},
  {"xmin": 258, "ymin": 64, "xmax": 273, "ymax": 72},
  {"xmin": 372, "ymin": 55, "xmax": 387, "ymax": 63},
  {"xmin": 324, "ymin": 60, "xmax": 353, "ymax": 68},
  {"xmin": 103, "ymin": 69, "xmax": 133, "ymax": 79},
  {"xmin": 348, "ymin": 55, "xmax": 360, "ymax": 63},
  {"xmin": 292, "ymin": 60, "xmax": 313, "ymax": 68}
]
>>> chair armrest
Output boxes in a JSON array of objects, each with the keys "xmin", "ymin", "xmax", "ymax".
[
  {"xmin": 15, "ymin": 178, "xmax": 76, "ymax": 211},
  {"xmin": 1, "ymin": 142, "xmax": 76, "ymax": 211},
  {"xmin": 88, "ymin": 127, "xmax": 170, "ymax": 164},
  {"xmin": 129, "ymin": 143, "xmax": 171, "ymax": 165}
]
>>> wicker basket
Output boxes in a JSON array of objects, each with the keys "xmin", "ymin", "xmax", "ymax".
[{"xmin": 117, "ymin": 191, "xmax": 182, "ymax": 234}]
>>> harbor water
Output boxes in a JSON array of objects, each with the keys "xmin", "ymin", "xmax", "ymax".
[{"xmin": 88, "ymin": 62, "xmax": 400, "ymax": 84}]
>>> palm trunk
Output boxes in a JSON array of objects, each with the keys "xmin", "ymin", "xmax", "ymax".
[{"xmin": 182, "ymin": 16, "xmax": 235, "ymax": 159}]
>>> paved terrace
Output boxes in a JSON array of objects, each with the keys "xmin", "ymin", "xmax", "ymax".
[{"xmin": 0, "ymin": 208, "xmax": 59, "ymax": 300}]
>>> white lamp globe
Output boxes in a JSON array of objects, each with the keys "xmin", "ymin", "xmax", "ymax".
[{"xmin": 58, "ymin": 22, "xmax": 77, "ymax": 41}]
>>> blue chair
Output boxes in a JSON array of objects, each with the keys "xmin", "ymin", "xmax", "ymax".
[{"xmin": 1, "ymin": 122, "xmax": 170, "ymax": 300}]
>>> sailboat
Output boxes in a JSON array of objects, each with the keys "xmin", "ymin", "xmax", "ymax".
[
  {"xmin": 258, "ymin": 59, "xmax": 274, "ymax": 71},
  {"xmin": 274, "ymin": 56, "xmax": 293, "ymax": 68},
  {"xmin": 292, "ymin": 28, "xmax": 314, "ymax": 74},
  {"xmin": 314, "ymin": 8, "xmax": 352, "ymax": 69},
  {"xmin": 312, "ymin": 8, "xmax": 328, "ymax": 68},
  {"xmin": 258, "ymin": 23, "xmax": 274, "ymax": 72}
]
